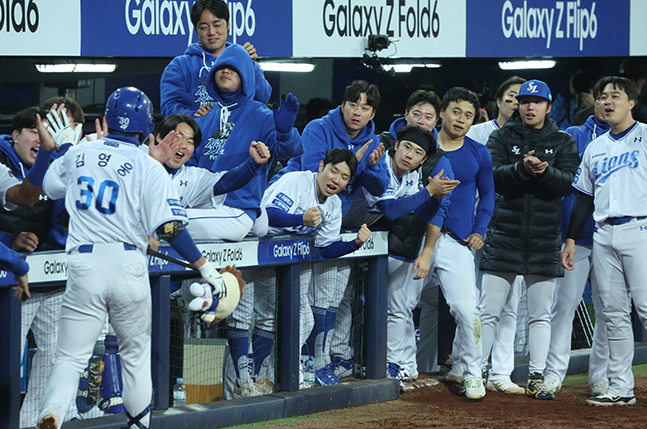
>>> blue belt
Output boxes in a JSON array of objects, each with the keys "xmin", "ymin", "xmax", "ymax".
[
  {"xmin": 78, "ymin": 243, "xmax": 137, "ymax": 253},
  {"xmin": 607, "ymin": 216, "xmax": 647, "ymax": 226}
]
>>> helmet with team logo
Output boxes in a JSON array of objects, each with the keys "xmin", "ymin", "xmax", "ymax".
[{"xmin": 105, "ymin": 87, "xmax": 154, "ymax": 141}]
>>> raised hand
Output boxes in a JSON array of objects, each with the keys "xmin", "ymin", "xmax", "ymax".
[
  {"xmin": 303, "ymin": 207, "xmax": 322, "ymax": 228},
  {"xmin": 355, "ymin": 223, "xmax": 372, "ymax": 247},
  {"xmin": 273, "ymin": 93, "xmax": 300, "ymax": 133},
  {"xmin": 250, "ymin": 141, "xmax": 271, "ymax": 164}
]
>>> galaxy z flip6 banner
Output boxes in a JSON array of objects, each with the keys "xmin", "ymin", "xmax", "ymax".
[{"xmin": 466, "ymin": 0, "xmax": 631, "ymax": 57}]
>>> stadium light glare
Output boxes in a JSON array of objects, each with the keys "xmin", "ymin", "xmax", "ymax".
[
  {"xmin": 259, "ymin": 62, "xmax": 315, "ymax": 73},
  {"xmin": 382, "ymin": 63, "xmax": 442, "ymax": 73},
  {"xmin": 498, "ymin": 60, "xmax": 556, "ymax": 70},
  {"xmin": 36, "ymin": 64, "xmax": 118, "ymax": 73}
]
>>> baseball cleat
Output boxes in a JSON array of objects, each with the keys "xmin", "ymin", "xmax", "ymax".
[
  {"xmin": 315, "ymin": 366, "xmax": 340, "ymax": 386},
  {"xmin": 544, "ymin": 376, "xmax": 561, "ymax": 394},
  {"xmin": 464, "ymin": 379, "xmax": 486, "ymax": 399},
  {"xmin": 585, "ymin": 393, "xmax": 636, "ymax": 406},
  {"xmin": 486, "ymin": 377, "xmax": 525, "ymax": 394},
  {"xmin": 590, "ymin": 380, "xmax": 609, "ymax": 397},
  {"xmin": 330, "ymin": 356, "xmax": 354, "ymax": 379},
  {"xmin": 38, "ymin": 414, "xmax": 59, "ymax": 429},
  {"xmin": 445, "ymin": 363, "xmax": 465, "ymax": 384},
  {"xmin": 526, "ymin": 372, "xmax": 555, "ymax": 400}
]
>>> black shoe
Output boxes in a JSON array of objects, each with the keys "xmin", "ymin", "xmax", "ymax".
[{"xmin": 526, "ymin": 372, "xmax": 555, "ymax": 400}]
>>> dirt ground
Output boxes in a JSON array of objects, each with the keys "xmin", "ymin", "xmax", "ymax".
[{"xmin": 230, "ymin": 364, "xmax": 647, "ymax": 429}]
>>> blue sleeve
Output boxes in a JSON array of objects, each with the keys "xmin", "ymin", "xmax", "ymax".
[
  {"xmin": 167, "ymin": 229, "xmax": 203, "ymax": 265},
  {"xmin": 1, "ymin": 234, "xmax": 13, "ymax": 248},
  {"xmin": 473, "ymin": 146, "xmax": 495, "ymax": 237},
  {"xmin": 266, "ymin": 207, "xmax": 304, "ymax": 227},
  {"xmin": 291, "ymin": 122, "xmax": 329, "ymax": 172},
  {"xmin": 355, "ymin": 138, "xmax": 389, "ymax": 196},
  {"xmin": 253, "ymin": 62, "xmax": 272, "ymax": 104},
  {"xmin": 414, "ymin": 196, "xmax": 442, "ymax": 222},
  {"xmin": 212, "ymin": 158, "xmax": 262, "ymax": 196},
  {"xmin": 0, "ymin": 242, "xmax": 28, "ymax": 277},
  {"xmin": 318, "ymin": 239, "xmax": 360, "ymax": 259},
  {"xmin": 429, "ymin": 157, "xmax": 454, "ymax": 228},
  {"xmin": 25, "ymin": 148, "xmax": 53, "ymax": 187},
  {"xmin": 160, "ymin": 58, "xmax": 196, "ymax": 117},
  {"xmin": 376, "ymin": 189, "xmax": 431, "ymax": 221}
]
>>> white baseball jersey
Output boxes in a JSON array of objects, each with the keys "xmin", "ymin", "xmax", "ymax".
[
  {"xmin": 573, "ymin": 122, "xmax": 647, "ymax": 223},
  {"xmin": 262, "ymin": 170, "xmax": 342, "ymax": 248},
  {"xmin": 0, "ymin": 162, "xmax": 20, "ymax": 210},
  {"xmin": 343, "ymin": 152, "xmax": 422, "ymax": 227},
  {"xmin": 168, "ymin": 165, "xmax": 227, "ymax": 209},
  {"xmin": 43, "ymin": 137, "xmax": 188, "ymax": 252},
  {"xmin": 466, "ymin": 119, "xmax": 499, "ymax": 145}
]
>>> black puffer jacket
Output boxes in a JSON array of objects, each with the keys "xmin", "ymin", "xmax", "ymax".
[{"xmin": 480, "ymin": 116, "xmax": 579, "ymax": 277}]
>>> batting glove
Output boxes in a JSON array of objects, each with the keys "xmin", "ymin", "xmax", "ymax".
[
  {"xmin": 272, "ymin": 93, "xmax": 300, "ymax": 133},
  {"xmin": 45, "ymin": 108, "xmax": 82, "ymax": 149},
  {"xmin": 198, "ymin": 261, "xmax": 227, "ymax": 300}
]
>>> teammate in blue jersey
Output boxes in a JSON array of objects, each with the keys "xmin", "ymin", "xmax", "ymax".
[
  {"xmin": 543, "ymin": 78, "xmax": 610, "ymax": 396},
  {"xmin": 160, "ymin": 0, "xmax": 271, "ymax": 117},
  {"xmin": 418, "ymin": 88, "xmax": 494, "ymax": 399},
  {"xmin": 563, "ymin": 76, "xmax": 647, "ymax": 406},
  {"xmin": 36, "ymin": 87, "xmax": 234, "ymax": 429},
  {"xmin": 187, "ymin": 43, "xmax": 303, "ymax": 241}
]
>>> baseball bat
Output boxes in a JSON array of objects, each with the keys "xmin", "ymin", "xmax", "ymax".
[{"xmin": 146, "ymin": 248, "xmax": 198, "ymax": 272}]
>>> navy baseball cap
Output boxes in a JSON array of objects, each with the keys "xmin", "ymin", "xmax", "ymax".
[{"xmin": 516, "ymin": 79, "xmax": 552, "ymax": 103}]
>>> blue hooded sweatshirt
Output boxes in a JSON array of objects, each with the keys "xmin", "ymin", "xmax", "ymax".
[
  {"xmin": 187, "ymin": 44, "xmax": 303, "ymax": 222},
  {"xmin": 562, "ymin": 115, "xmax": 610, "ymax": 245},
  {"xmin": 273, "ymin": 106, "xmax": 389, "ymax": 215},
  {"xmin": 0, "ymin": 241, "xmax": 28, "ymax": 277},
  {"xmin": 388, "ymin": 116, "xmax": 439, "ymax": 140},
  {"xmin": 160, "ymin": 41, "xmax": 272, "ymax": 117}
]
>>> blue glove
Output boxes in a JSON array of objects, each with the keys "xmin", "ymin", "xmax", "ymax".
[{"xmin": 273, "ymin": 93, "xmax": 300, "ymax": 133}]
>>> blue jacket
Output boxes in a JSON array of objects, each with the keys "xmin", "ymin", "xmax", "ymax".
[
  {"xmin": 160, "ymin": 42, "xmax": 272, "ymax": 117},
  {"xmin": 188, "ymin": 44, "xmax": 303, "ymax": 222},
  {"xmin": 562, "ymin": 115, "xmax": 610, "ymax": 245},
  {"xmin": 274, "ymin": 106, "xmax": 389, "ymax": 215},
  {"xmin": 0, "ymin": 241, "xmax": 28, "ymax": 277}
]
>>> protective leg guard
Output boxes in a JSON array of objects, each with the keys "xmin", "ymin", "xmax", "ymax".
[{"xmin": 124, "ymin": 404, "xmax": 152, "ymax": 429}]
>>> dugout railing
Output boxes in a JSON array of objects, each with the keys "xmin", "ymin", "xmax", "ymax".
[{"xmin": 0, "ymin": 231, "xmax": 392, "ymax": 429}]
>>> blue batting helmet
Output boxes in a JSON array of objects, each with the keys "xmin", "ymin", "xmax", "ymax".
[{"xmin": 105, "ymin": 87, "xmax": 154, "ymax": 141}]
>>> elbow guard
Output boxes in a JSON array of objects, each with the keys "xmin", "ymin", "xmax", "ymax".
[{"xmin": 156, "ymin": 220, "xmax": 184, "ymax": 241}]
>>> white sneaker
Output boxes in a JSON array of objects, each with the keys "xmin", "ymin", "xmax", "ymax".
[
  {"xmin": 445, "ymin": 363, "xmax": 465, "ymax": 384},
  {"xmin": 544, "ymin": 376, "xmax": 560, "ymax": 394},
  {"xmin": 590, "ymin": 380, "xmax": 609, "ymax": 396},
  {"xmin": 486, "ymin": 377, "xmax": 525, "ymax": 394},
  {"xmin": 464, "ymin": 379, "xmax": 486, "ymax": 399}
]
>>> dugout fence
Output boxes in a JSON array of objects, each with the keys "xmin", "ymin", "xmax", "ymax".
[{"xmin": 0, "ymin": 231, "xmax": 392, "ymax": 429}]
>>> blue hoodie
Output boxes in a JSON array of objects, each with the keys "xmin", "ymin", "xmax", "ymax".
[
  {"xmin": 0, "ymin": 241, "xmax": 28, "ymax": 277},
  {"xmin": 188, "ymin": 44, "xmax": 303, "ymax": 222},
  {"xmin": 562, "ymin": 115, "xmax": 610, "ymax": 245},
  {"xmin": 160, "ymin": 41, "xmax": 272, "ymax": 117},
  {"xmin": 273, "ymin": 106, "xmax": 389, "ymax": 215}
]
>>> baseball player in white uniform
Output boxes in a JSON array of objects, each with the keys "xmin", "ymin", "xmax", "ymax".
[
  {"xmin": 563, "ymin": 76, "xmax": 647, "ymax": 406},
  {"xmin": 36, "ymin": 87, "xmax": 230, "ymax": 429},
  {"xmin": 261, "ymin": 148, "xmax": 371, "ymax": 386}
]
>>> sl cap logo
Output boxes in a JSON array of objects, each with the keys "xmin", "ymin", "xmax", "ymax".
[{"xmin": 527, "ymin": 82, "xmax": 538, "ymax": 93}]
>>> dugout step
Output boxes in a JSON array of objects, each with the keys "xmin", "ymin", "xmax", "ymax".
[{"xmin": 63, "ymin": 379, "xmax": 400, "ymax": 429}]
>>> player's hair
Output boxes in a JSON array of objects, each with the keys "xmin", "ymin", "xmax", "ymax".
[
  {"xmin": 191, "ymin": 0, "xmax": 229, "ymax": 27},
  {"xmin": 155, "ymin": 114, "xmax": 202, "ymax": 148},
  {"xmin": 495, "ymin": 76, "xmax": 527, "ymax": 100},
  {"xmin": 11, "ymin": 106, "xmax": 39, "ymax": 133},
  {"xmin": 440, "ymin": 87, "xmax": 481, "ymax": 117},
  {"xmin": 322, "ymin": 148, "xmax": 358, "ymax": 178},
  {"xmin": 404, "ymin": 90, "xmax": 441, "ymax": 116},
  {"xmin": 343, "ymin": 80, "xmax": 380, "ymax": 111},
  {"xmin": 395, "ymin": 124, "xmax": 436, "ymax": 156},
  {"xmin": 41, "ymin": 97, "xmax": 84, "ymax": 125},
  {"xmin": 594, "ymin": 76, "xmax": 640, "ymax": 102}
]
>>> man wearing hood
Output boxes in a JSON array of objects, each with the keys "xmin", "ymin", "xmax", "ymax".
[
  {"xmin": 543, "ymin": 78, "xmax": 611, "ymax": 396},
  {"xmin": 160, "ymin": 0, "xmax": 272, "ymax": 117},
  {"xmin": 188, "ymin": 43, "xmax": 302, "ymax": 241},
  {"xmin": 479, "ymin": 79, "xmax": 580, "ymax": 400}
]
